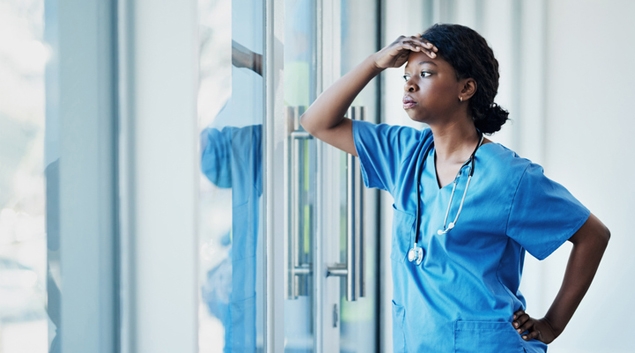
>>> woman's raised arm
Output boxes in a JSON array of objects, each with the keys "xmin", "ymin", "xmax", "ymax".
[{"xmin": 300, "ymin": 35, "xmax": 436, "ymax": 155}]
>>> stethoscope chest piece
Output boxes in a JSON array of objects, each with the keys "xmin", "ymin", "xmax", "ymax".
[{"xmin": 407, "ymin": 245, "xmax": 424, "ymax": 265}]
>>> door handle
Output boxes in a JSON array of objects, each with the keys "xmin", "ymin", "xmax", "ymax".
[
  {"xmin": 326, "ymin": 106, "xmax": 365, "ymax": 301},
  {"xmin": 286, "ymin": 106, "xmax": 312, "ymax": 299}
]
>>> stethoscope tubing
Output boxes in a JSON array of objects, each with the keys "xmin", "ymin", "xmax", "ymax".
[{"xmin": 409, "ymin": 132, "xmax": 483, "ymax": 264}]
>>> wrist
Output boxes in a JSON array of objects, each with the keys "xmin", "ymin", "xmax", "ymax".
[
  {"xmin": 541, "ymin": 316, "xmax": 562, "ymax": 338},
  {"xmin": 365, "ymin": 54, "xmax": 385, "ymax": 74}
]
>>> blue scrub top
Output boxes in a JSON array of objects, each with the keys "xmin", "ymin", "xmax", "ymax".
[{"xmin": 352, "ymin": 121, "xmax": 590, "ymax": 353}]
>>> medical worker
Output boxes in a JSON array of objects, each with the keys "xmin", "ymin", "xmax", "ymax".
[{"xmin": 301, "ymin": 24, "xmax": 609, "ymax": 352}]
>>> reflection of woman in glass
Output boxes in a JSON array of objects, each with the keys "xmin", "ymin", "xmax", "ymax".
[
  {"xmin": 200, "ymin": 41, "xmax": 262, "ymax": 352},
  {"xmin": 301, "ymin": 24, "xmax": 609, "ymax": 352}
]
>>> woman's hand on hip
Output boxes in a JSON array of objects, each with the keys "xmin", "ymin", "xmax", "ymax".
[
  {"xmin": 512, "ymin": 309, "xmax": 558, "ymax": 344},
  {"xmin": 372, "ymin": 35, "xmax": 438, "ymax": 70}
]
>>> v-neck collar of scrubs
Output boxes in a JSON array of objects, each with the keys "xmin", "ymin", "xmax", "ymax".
[{"xmin": 424, "ymin": 141, "xmax": 494, "ymax": 191}]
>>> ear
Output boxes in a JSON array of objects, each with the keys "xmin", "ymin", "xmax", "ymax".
[{"xmin": 458, "ymin": 78, "xmax": 477, "ymax": 101}]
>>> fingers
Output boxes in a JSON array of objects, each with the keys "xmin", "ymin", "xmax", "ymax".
[
  {"xmin": 512, "ymin": 311, "xmax": 531, "ymax": 332},
  {"xmin": 398, "ymin": 35, "xmax": 438, "ymax": 58},
  {"xmin": 512, "ymin": 310, "xmax": 535, "ymax": 338},
  {"xmin": 511, "ymin": 312, "xmax": 557, "ymax": 344},
  {"xmin": 412, "ymin": 35, "xmax": 438, "ymax": 58},
  {"xmin": 521, "ymin": 328, "xmax": 542, "ymax": 341},
  {"xmin": 512, "ymin": 312, "xmax": 545, "ymax": 342},
  {"xmin": 516, "ymin": 316, "xmax": 534, "ymax": 334},
  {"xmin": 512, "ymin": 309, "xmax": 524, "ymax": 320},
  {"xmin": 376, "ymin": 35, "xmax": 439, "ymax": 69}
]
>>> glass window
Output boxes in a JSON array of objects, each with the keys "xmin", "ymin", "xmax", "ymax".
[
  {"xmin": 198, "ymin": 0, "xmax": 265, "ymax": 351},
  {"xmin": 0, "ymin": 0, "xmax": 50, "ymax": 351}
]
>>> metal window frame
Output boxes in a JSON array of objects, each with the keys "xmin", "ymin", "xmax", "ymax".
[
  {"xmin": 50, "ymin": 0, "xmax": 119, "ymax": 352},
  {"xmin": 264, "ymin": 0, "xmax": 285, "ymax": 351}
]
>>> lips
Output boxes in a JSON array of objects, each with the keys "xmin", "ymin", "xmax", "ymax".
[{"xmin": 403, "ymin": 96, "xmax": 417, "ymax": 109}]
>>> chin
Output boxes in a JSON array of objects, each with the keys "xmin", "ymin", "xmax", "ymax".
[{"xmin": 406, "ymin": 113, "xmax": 426, "ymax": 124}]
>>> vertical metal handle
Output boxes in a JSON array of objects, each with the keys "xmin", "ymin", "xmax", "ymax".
[
  {"xmin": 286, "ymin": 106, "xmax": 311, "ymax": 299},
  {"xmin": 327, "ymin": 106, "xmax": 365, "ymax": 301}
]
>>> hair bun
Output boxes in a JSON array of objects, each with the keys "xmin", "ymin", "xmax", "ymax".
[{"xmin": 474, "ymin": 103, "xmax": 509, "ymax": 134}]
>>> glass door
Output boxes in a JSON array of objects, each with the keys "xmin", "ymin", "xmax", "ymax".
[
  {"xmin": 332, "ymin": 1, "xmax": 380, "ymax": 352},
  {"xmin": 281, "ymin": 0, "xmax": 379, "ymax": 352},
  {"xmin": 197, "ymin": 0, "xmax": 379, "ymax": 351},
  {"xmin": 282, "ymin": 0, "xmax": 319, "ymax": 351}
]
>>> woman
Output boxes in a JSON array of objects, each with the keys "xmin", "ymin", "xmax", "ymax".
[{"xmin": 300, "ymin": 24, "xmax": 609, "ymax": 352}]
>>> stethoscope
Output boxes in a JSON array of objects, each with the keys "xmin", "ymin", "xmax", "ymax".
[{"xmin": 407, "ymin": 132, "xmax": 484, "ymax": 265}]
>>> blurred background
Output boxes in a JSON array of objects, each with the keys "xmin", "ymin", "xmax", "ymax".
[{"xmin": 0, "ymin": 0, "xmax": 632, "ymax": 352}]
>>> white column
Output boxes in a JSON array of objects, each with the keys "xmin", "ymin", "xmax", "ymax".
[{"xmin": 118, "ymin": 0, "xmax": 199, "ymax": 352}]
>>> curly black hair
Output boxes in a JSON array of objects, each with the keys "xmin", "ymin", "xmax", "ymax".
[{"xmin": 421, "ymin": 24, "xmax": 509, "ymax": 134}]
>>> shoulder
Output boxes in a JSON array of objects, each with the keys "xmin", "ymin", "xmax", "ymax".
[{"xmin": 475, "ymin": 142, "xmax": 537, "ymax": 193}]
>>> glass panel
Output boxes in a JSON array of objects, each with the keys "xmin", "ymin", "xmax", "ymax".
[
  {"xmin": 198, "ymin": 0, "xmax": 265, "ymax": 352},
  {"xmin": 284, "ymin": 0, "xmax": 317, "ymax": 352},
  {"xmin": 339, "ymin": 0, "xmax": 379, "ymax": 352},
  {"xmin": 0, "ymin": 1, "xmax": 50, "ymax": 351}
]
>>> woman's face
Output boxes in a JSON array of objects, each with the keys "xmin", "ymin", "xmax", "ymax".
[{"xmin": 402, "ymin": 51, "xmax": 463, "ymax": 124}]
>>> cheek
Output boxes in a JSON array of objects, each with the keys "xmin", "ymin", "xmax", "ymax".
[
  {"xmin": 421, "ymin": 83, "xmax": 454, "ymax": 102},
  {"xmin": 428, "ymin": 81, "xmax": 459, "ymax": 102}
]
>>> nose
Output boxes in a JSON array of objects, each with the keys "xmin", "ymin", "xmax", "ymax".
[{"xmin": 404, "ymin": 78, "xmax": 418, "ymax": 92}]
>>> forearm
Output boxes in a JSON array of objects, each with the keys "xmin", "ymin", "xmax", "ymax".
[
  {"xmin": 300, "ymin": 55, "xmax": 382, "ymax": 135},
  {"xmin": 543, "ymin": 214, "xmax": 610, "ymax": 336},
  {"xmin": 232, "ymin": 40, "xmax": 262, "ymax": 75}
]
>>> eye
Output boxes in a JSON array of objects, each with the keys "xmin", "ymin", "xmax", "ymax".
[
  {"xmin": 420, "ymin": 71, "xmax": 432, "ymax": 78},
  {"xmin": 403, "ymin": 74, "xmax": 410, "ymax": 82}
]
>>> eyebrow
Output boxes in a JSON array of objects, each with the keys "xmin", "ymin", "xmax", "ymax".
[{"xmin": 405, "ymin": 60, "xmax": 438, "ymax": 70}]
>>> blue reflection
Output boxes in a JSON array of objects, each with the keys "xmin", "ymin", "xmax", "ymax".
[
  {"xmin": 200, "ymin": 33, "xmax": 263, "ymax": 351},
  {"xmin": 201, "ymin": 123, "xmax": 262, "ymax": 351}
]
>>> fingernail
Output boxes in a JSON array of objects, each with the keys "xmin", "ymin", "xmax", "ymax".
[{"xmin": 522, "ymin": 336, "xmax": 527, "ymax": 340}]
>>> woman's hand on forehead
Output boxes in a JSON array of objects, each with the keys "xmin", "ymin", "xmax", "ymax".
[{"xmin": 372, "ymin": 34, "xmax": 438, "ymax": 71}]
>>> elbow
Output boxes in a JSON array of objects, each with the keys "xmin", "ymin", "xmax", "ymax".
[
  {"xmin": 600, "ymin": 225, "xmax": 611, "ymax": 247},
  {"xmin": 299, "ymin": 113, "xmax": 318, "ymax": 136},
  {"xmin": 571, "ymin": 213, "xmax": 610, "ymax": 250},
  {"xmin": 595, "ymin": 213, "xmax": 611, "ymax": 246},
  {"xmin": 593, "ymin": 220, "xmax": 611, "ymax": 252},
  {"xmin": 299, "ymin": 113, "xmax": 310, "ymax": 132}
]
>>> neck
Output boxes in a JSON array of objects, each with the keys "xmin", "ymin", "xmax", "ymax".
[{"xmin": 430, "ymin": 120, "xmax": 480, "ymax": 164}]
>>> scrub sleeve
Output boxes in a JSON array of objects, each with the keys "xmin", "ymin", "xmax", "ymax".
[
  {"xmin": 506, "ymin": 163, "xmax": 590, "ymax": 260},
  {"xmin": 352, "ymin": 121, "xmax": 425, "ymax": 193}
]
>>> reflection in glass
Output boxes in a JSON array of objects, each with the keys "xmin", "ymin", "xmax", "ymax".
[
  {"xmin": 0, "ymin": 0, "xmax": 50, "ymax": 351},
  {"xmin": 198, "ymin": 0, "xmax": 264, "ymax": 352}
]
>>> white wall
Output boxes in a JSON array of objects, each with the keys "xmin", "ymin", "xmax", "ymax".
[{"xmin": 538, "ymin": 1, "xmax": 635, "ymax": 352}]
